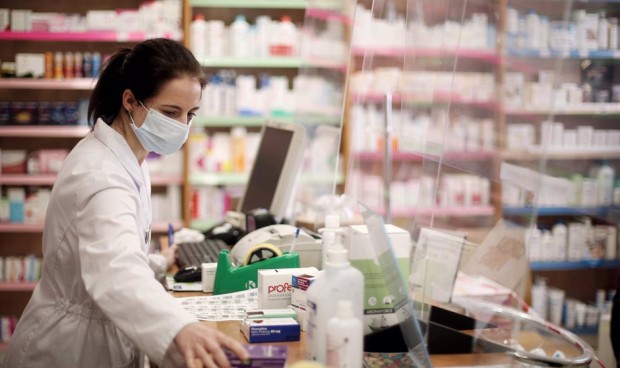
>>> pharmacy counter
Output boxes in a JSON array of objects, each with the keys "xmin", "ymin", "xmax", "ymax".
[{"xmin": 172, "ymin": 291, "xmax": 519, "ymax": 367}]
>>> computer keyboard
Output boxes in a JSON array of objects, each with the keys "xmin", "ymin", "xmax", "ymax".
[{"xmin": 177, "ymin": 239, "xmax": 230, "ymax": 268}]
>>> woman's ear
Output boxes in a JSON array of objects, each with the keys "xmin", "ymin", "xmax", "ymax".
[{"xmin": 121, "ymin": 89, "xmax": 137, "ymax": 114}]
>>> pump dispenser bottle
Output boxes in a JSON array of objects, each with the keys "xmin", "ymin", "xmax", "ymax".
[{"xmin": 306, "ymin": 221, "xmax": 364, "ymax": 364}]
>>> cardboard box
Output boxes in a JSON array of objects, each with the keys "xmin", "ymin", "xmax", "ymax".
[
  {"xmin": 344, "ymin": 224, "xmax": 412, "ymax": 333},
  {"xmin": 225, "ymin": 345, "xmax": 287, "ymax": 368},
  {"xmin": 290, "ymin": 272, "xmax": 320, "ymax": 331},
  {"xmin": 257, "ymin": 267, "xmax": 318, "ymax": 309},
  {"xmin": 241, "ymin": 318, "xmax": 300, "ymax": 343}
]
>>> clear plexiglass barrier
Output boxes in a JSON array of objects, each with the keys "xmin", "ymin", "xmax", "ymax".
[{"xmin": 294, "ymin": 0, "xmax": 618, "ymax": 366}]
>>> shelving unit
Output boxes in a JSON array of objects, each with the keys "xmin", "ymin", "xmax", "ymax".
[
  {"xmin": 190, "ymin": 0, "xmax": 307, "ymax": 9},
  {"xmin": 497, "ymin": 0, "xmax": 620, "ymax": 338},
  {"xmin": 190, "ymin": 172, "xmax": 344, "ymax": 186},
  {"xmin": 0, "ymin": 126, "xmax": 91, "ymax": 138},
  {"xmin": 199, "ymin": 57, "xmax": 302, "ymax": 68},
  {"xmin": 0, "ymin": 31, "xmax": 180, "ymax": 42},
  {"xmin": 0, "ymin": 78, "xmax": 95, "ymax": 90},
  {"xmin": 352, "ymin": 47, "xmax": 500, "ymax": 63},
  {"xmin": 0, "ymin": 222, "xmax": 181, "ymax": 234}
]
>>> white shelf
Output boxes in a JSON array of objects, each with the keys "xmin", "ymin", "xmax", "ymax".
[
  {"xmin": 0, "ymin": 126, "xmax": 90, "ymax": 137},
  {"xmin": 502, "ymin": 150, "xmax": 620, "ymax": 160},
  {"xmin": 0, "ymin": 222, "xmax": 182, "ymax": 233},
  {"xmin": 378, "ymin": 206, "xmax": 495, "ymax": 217},
  {"xmin": 0, "ymin": 174, "xmax": 183, "ymax": 186},
  {"xmin": 190, "ymin": 172, "xmax": 344, "ymax": 186},
  {"xmin": 0, "ymin": 78, "xmax": 95, "ymax": 90},
  {"xmin": 505, "ymin": 104, "xmax": 620, "ymax": 116}
]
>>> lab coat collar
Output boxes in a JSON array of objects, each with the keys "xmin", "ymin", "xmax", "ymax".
[{"xmin": 94, "ymin": 119, "xmax": 144, "ymax": 187}]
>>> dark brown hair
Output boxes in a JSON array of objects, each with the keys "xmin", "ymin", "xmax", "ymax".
[{"xmin": 88, "ymin": 38, "xmax": 206, "ymax": 126}]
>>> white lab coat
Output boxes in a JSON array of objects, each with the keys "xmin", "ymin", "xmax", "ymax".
[{"xmin": 2, "ymin": 120, "xmax": 197, "ymax": 368}]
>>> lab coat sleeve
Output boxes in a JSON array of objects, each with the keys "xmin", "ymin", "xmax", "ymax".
[{"xmin": 76, "ymin": 174, "xmax": 197, "ymax": 366}]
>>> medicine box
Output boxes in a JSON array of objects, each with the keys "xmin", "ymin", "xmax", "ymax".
[
  {"xmin": 225, "ymin": 345, "xmax": 287, "ymax": 368},
  {"xmin": 245, "ymin": 308, "xmax": 297, "ymax": 320},
  {"xmin": 257, "ymin": 267, "xmax": 318, "ymax": 309},
  {"xmin": 290, "ymin": 272, "xmax": 320, "ymax": 331},
  {"xmin": 241, "ymin": 318, "xmax": 300, "ymax": 343}
]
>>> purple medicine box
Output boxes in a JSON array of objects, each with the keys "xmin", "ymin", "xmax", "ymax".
[{"xmin": 226, "ymin": 345, "xmax": 287, "ymax": 368}]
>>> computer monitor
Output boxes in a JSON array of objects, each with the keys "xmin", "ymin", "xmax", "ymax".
[{"xmin": 237, "ymin": 120, "xmax": 306, "ymax": 220}]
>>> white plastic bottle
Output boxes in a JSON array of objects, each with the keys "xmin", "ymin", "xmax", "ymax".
[
  {"xmin": 271, "ymin": 15, "xmax": 296, "ymax": 56},
  {"xmin": 597, "ymin": 160, "xmax": 615, "ymax": 205},
  {"xmin": 531, "ymin": 277, "xmax": 548, "ymax": 320},
  {"xmin": 306, "ymin": 242, "xmax": 364, "ymax": 363},
  {"xmin": 190, "ymin": 14, "xmax": 207, "ymax": 60},
  {"xmin": 552, "ymin": 222, "xmax": 567, "ymax": 261},
  {"xmin": 541, "ymin": 230, "xmax": 554, "ymax": 261},
  {"xmin": 230, "ymin": 15, "xmax": 250, "ymax": 58},
  {"xmin": 326, "ymin": 300, "xmax": 363, "ymax": 368},
  {"xmin": 526, "ymin": 225, "xmax": 542, "ymax": 261}
]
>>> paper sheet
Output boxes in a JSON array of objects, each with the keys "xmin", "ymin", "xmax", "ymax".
[{"xmin": 176, "ymin": 289, "xmax": 258, "ymax": 321}]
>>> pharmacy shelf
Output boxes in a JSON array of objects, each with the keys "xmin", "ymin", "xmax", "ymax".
[
  {"xmin": 0, "ymin": 174, "xmax": 57, "ymax": 185},
  {"xmin": 0, "ymin": 174, "xmax": 183, "ymax": 186},
  {"xmin": 0, "ymin": 222, "xmax": 182, "ymax": 233},
  {"xmin": 0, "ymin": 78, "xmax": 95, "ymax": 90},
  {"xmin": 351, "ymin": 92, "xmax": 499, "ymax": 110},
  {"xmin": 503, "ymin": 206, "xmax": 617, "ymax": 217},
  {"xmin": 0, "ymin": 31, "xmax": 179, "ymax": 42},
  {"xmin": 354, "ymin": 151, "xmax": 494, "ymax": 162},
  {"xmin": 567, "ymin": 326, "xmax": 599, "ymax": 335},
  {"xmin": 353, "ymin": 47, "xmax": 499, "ymax": 63},
  {"xmin": 0, "ymin": 125, "xmax": 90, "ymax": 137},
  {"xmin": 0, "ymin": 282, "xmax": 37, "ymax": 291},
  {"xmin": 378, "ymin": 206, "xmax": 495, "ymax": 217},
  {"xmin": 504, "ymin": 104, "xmax": 620, "ymax": 116},
  {"xmin": 199, "ymin": 57, "xmax": 302, "ymax": 68},
  {"xmin": 501, "ymin": 150, "xmax": 620, "ymax": 161},
  {"xmin": 191, "ymin": 0, "xmax": 307, "ymax": 8},
  {"xmin": 190, "ymin": 172, "xmax": 344, "ymax": 186},
  {"xmin": 531, "ymin": 259, "xmax": 620, "ymax": 271},
  {"xmin": 193, "ymin": 115, "xmax": 340, "ymax": 127},
  {"xmin": 508, "ymin": 49, "xmax": 620, "ymax": 60},
  {"xmin": 305, "ymin": 8, "xmax": 352, "ymax": 24}
]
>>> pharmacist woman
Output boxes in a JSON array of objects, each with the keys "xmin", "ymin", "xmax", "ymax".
[{"xmin": 3, "ymin": 38, "xmax": 248, "ymax": 368}]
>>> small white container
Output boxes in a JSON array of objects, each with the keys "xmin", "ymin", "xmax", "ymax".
[{"xmin": 326, "ymin": 301, "xmax": 363, "ymax": 368}]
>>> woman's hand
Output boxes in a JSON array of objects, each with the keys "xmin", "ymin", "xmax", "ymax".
[
  {"xmin": 161, "ymin": 244, "xmax": 178, "ymax": 271},
  {"xmin": 174, "ymin": 322, "xmax": 249, "ymax": 368}
]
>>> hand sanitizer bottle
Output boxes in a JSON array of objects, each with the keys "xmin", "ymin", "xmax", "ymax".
[{"xmin": 306, "ymin": 237, "xmax": 364, "ymax": 363}]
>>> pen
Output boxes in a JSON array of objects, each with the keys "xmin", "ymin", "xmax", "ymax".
[
  {"xmin": 289, "ymin": 228, "xmax": 301, "ymax": 255},
  {"xmin": 168, "ymin": 223, "xmax": 174, "ymax": 248}
]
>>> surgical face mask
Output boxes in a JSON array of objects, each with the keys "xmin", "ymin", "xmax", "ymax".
[{"xmin": 128, "ymin": 102, "xmax": 191, "ymax": 155}]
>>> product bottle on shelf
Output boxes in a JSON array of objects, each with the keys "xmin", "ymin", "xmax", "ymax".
[
  {"xmin": 306, "ymin": 232, "xmax": 364, "ymax": 364},
  {"xmin": 596, "ymin": 160, "xmax": 615, "ymax": 206},
  {"xmin": 552, "ymin": 222, "xmax": 568, "ymax": 261},
  {"xmin": 190, "ymin": 14, "xmax": 208, "ymax": 60},
  {"xmin": 271, "ymin": 15, "xmax": 296, "ymax": 56},
  {"xmin": 531, "ymin": 277, "xmax": 548, "ymax": 320},
  {"xmin": 230, "ymin": 15, "xmax": 250, "ymax": 58},
  {"xmin": 526, "ymin": 225, "xmax": 542, "ymax": 261},
  {"xmin": 325, "ymin": 300, "xmax": 363, "ymax": 368}
]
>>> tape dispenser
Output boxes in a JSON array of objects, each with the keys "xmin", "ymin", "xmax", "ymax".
[{"xmin": 213, "ymin": 227, "xmax": 303, "ymax": 294}]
